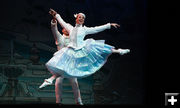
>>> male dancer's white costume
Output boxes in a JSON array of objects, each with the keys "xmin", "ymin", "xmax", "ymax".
[{"xmin": 40, "ymin": 19, "xmax": 82, "ymax": 105}]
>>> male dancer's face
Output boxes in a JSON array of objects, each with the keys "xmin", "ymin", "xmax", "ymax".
[
  {"xmin": 76, "ymin": 14, "xmax": 85, "ymax": 25},
  {"xmin": 62, "ymin": 28, "xmax": 69, "ymax": 36}
]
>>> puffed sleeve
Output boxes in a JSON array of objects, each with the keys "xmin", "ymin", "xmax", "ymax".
[{"xmin": 85, "ymin": 23, "xmax": 111, "ymax": 35}]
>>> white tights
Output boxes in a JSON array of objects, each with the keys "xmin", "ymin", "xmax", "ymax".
[{"xmin": 55, "ymin": 76, "xmax": 82, "ymax": 104}]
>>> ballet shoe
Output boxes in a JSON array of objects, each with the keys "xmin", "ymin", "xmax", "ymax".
[
  {"xmin": 76, "ymin": 102, "xmax": 83, "ymax": 105},
  {"xmin": 39, "ymin": 79, "xmax": 53, "ymax": 89},
  {"xmin": 118, "ymin": 49, "xmax": 130, "ymax": 55}
]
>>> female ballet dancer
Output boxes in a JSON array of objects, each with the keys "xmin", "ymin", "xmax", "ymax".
[
  {"xmin": 39, "ymin": 18, "xmax": 83, "ymax": 105},
  {"xmin": 43, "ymin": 8, "xmax": 130, "ymax": 86}
]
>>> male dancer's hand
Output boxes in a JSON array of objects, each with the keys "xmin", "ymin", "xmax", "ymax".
[
  {"xmin": 110, "ymin": 23, "xmax": 120, "ymax": 28},
  {"xmin": 49, "ymin": 8, "xmax": 57, "ymax": 17},
  {"xmin": 52, "ymin": 18, "xmax": 56, "ymax": 23}
]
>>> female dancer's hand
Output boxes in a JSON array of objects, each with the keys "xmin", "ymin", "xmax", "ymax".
[
  {"xmin": 110, "ymin": 23, "xmax": 120, "ymax": 28},
  {"xmin": 49, "ymin": 8, "xmax": 57, "ymax": 17}
]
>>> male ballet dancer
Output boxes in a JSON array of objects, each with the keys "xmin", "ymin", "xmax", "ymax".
[{"xmin": 39, "ymin": 18, "xmax": 83, "ymax": 105}]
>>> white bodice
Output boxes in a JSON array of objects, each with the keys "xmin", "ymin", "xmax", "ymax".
[{"xmin": 55, "ymin": 14, "xmax": 111, "ymax": 50}]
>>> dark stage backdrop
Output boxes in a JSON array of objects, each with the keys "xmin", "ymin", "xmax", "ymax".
[{"xmin": 0, "ymin": 0, "xmax": 147, "ymax": 105}]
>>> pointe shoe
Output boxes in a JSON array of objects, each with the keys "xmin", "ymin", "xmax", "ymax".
[
  {"xmin": 76, "ymin": 102, "xmax": 83, "ymax": 105},
  {"xmin": 39, "ymin": 79, "xmax": 53, "ymax": 89},
  {"xmin": 118, "ymin": 49, "xmax": 130, "ymax": 55}
]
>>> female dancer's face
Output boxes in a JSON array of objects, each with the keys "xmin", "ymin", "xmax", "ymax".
[{"xmin": 76, "ymin": 14, "xmax": 85, "ymax": 25}]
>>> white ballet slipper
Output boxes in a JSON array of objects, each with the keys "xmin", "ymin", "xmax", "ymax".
[
  {"xmin": 39, "ymin": 79, "xmax": 53, "ymax": 89},
  {"xmin": 76, "ymin": 98, "xmax": 83, "ymax": 105},
  {"xmin": 76, "ymin": 102, "xmax": 83, "ymax": 105},
  {"xmin": 118, "ymin": 49, "xmax": 130, "ymax": 55}
]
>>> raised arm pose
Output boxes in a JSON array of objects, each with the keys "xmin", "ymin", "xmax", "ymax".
[
  {"xmin": 45, "ymin": 8, "xmax": 130, "ymax": 79},
  {"xmin": 39, "ymin": 18, "xmax": 83, "ymax": 105}
]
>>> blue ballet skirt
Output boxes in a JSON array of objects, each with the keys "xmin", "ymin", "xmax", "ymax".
[{"xmin": 46, "ymin": 38, "xmax": 114, "ymax": 78}]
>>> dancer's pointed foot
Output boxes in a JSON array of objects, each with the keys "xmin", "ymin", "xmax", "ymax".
[
  {"xmin": 76, "ymin": 102, "xmax": 83, "ymax": 105},
  {"xmin": 39, "ymin": 79, "xmax": 53, "ymax": 89},
  {"xmin": 118, "ymin": 49, "xmax": 130, "ymax": 55}
]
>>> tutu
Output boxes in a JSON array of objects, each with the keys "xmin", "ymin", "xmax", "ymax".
[{"xmin": 46, "ymin": 38, "xmax": 114, "ymax": 78}]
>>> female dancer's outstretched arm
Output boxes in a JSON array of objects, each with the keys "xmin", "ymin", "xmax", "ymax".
[
  {"xmin": 85, "ymin": 23, "xmax": 120, "ymax": 35},
  {"xmin": 49, "ymin": 8, "xmax": 73, "ymax": 33}
]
